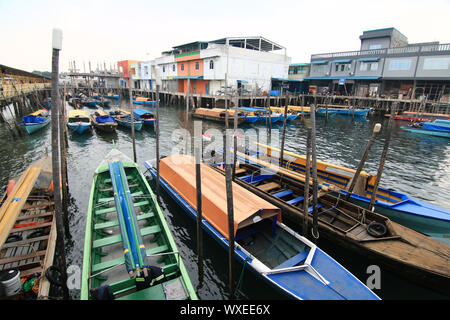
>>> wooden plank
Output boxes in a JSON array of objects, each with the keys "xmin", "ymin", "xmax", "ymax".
[
  {"xmin": 22, "ymin": 202, "xmax": 54, "ymax": 211},
  {"xmin": 15, "ymin": 212, "xmax": 54, "ymax": 222},
  {"xmin": 1, "ymin": 235, "xmax": 49, "ymax": 249},
  {"xmin": 257, "ymin": 182, "xmax": 281, "ymax": 193},
  {"xmin": 0, "ymin": 250, "xmax": 46, "ymax": 265},
  {"xmin": 38, "ymin": 217, "xmax": 56, "ymax": 298},
  {"xmin": 10, "ymin": 222, "xmax": 52, "ymax": 233}
]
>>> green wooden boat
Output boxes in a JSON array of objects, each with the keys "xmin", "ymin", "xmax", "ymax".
[{"xmin": 81, "ymin": 148, "xmax": 197, "ymax": 300}]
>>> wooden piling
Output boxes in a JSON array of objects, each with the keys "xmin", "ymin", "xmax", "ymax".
[
  {"xmin": 128, "ymin": 71, "xmax": 137, "ymax": 163},
  {"xmin": 155, "ymin": 85, "xmax": 160, "ymax": 198},
  {"xmin": 225, "ymin": 131, "xmax": 235, "ymax": 299},
  {"xmin": 310, "ymin": 104, "xmax": 319, "ymax": 243},
  {"xmin": 195, "ymin": 145, "xmax": 204, "ymax": 286},
  {"xmin": 345, "ymin": 123, "xmax": 382, "ymax": 202},
  {"xmin": 280, "ymin": 92, "xmax": 289, "ymax": 166},
  {"xmin": 369, "ymin": 103, "xmax": 397, "ymax": 211},
  {"xmin": 303, "ymin": 127, "xmax": 311, "ymax": 237},
  {"xmin": 50, "ymin": 33, "xmax": 69, "ymax": 299}
]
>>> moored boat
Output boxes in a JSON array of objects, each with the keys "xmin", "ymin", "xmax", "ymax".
[
  {"xmin": 90, "ymin": 109, "xmax": 117, "ymax": 133},
  {"xmin": 386, "ymin": 111, "xmax": 450, "ymax": 122},
  {"xmin": 105, "ymin": 93, "xmax": 119, "ymax": 100},
  {"xmin": 67, "ymin": 110, "xmax": 91, "ymax": 134},
  {"xmin": 235, "ymin": 107, "xmax": 263, "ymax": 123},
  {"xmin": 110, "ymin": 109, "xmax": 143, "ymax": 131},
  {"xmin": 248, "ymin": 143, "xmax": 450, "ymax": 238},
  {"xmin": 0, "ymin": 155, "xmax": 58, "ymax": 299},
  {"xmin": 133, "ymin": 97, "xmax": 156, "ymax": 106},
  {"xmin": 215, "ymin": 151, "xmax": 450, "ymax": 294},
  {"xmin": 144, "ymin": 154, "xmax": 380, "ymax": 300},
  {"xmin": 81, "ymin": 148, "xmax": 197, "ymax": 300},
  {"xmin": 133, "ymin": 108, "xmax": 156, "ymax": 128},
  {"xmin": 402, "ymin": 119, "xmax": 450, "ymax": 138},
  {"xmin": 19, "ymin": 109, "xmax": 51, "ymax": 134},
  {"xmin": 192, "ymin": 108, "xmax": 247, "ymax": 124}
]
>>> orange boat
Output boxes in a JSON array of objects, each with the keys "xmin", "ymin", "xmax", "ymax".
[{"xmin": 192, "ymin": 108, "xmax": 247, "ymax": 124}]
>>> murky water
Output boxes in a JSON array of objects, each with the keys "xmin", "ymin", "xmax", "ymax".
[{"xmin": 0, "ymin": 100, "xmax": 449, "ymax": 300}]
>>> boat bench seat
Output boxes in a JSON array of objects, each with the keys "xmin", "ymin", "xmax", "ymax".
[
  {"xmin": 274, "ymin": 251, "xmax": 309, "ymax": 270},
  {"xmin": 308, "ymin": 204, "xmax": 322, "ymax": 213},
  {"xmin": 235, "ymin": 226, "xmax": 261, "ymax": 241},
  {"xmin": 95, "ymin": 200, "xmax": 150, "ymax": 215},
  {"xmin": 240, "ymin": 174, "xmax": 272, "ymax": 184},
  {"xmin": 92, "ymin": 225, "xmax": 161, "ymax": 249},
  {"xmin": 94, "ymin": 212, "xmax": 154, "ymax": 230},
  {"xmin": 258, "ymin": 182, "xmax": 281, "ymax": 192},
  {"xmin": 234, "ymin": 168, "xmax": 247, "ymax": 175},
  {"xmin": 272, "ymin": 190, "xmax": 293, "ymax": 198},
  {"xmin": 286, "ymin": 196, "xmax": 304, "ymax": 205}
]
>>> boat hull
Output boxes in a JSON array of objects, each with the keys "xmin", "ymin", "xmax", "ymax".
[
  {"xmin": 20, "ymin": 118, "xmax": 51, "ymax": 134},
  {"xmin": 116, "ymin": 118, "xmax": 143, "ymax": 131},
  {"xmin": 402, "ymin": 127, "xmax": 450, "ymax": 138},
  {"xmin": 67, "ymin": 123, "xmax": 91, "ymax": 134},
  {"xmin": 133, "ymin": 100, "xmax": 156, "ymax": 106},
  {"xmin": 243, "ymin": 115, "xmax": 260, "ymax": 123}
]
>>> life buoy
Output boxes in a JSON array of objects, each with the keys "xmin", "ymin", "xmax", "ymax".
[{"xmin": 366, "ymin": 221, "xmax": 387, "ymax": 238}]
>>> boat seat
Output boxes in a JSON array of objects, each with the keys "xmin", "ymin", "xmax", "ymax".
[
  {"xmin": 95, "ymin": 200, "xmax": 150, "ymax": 215},
  {"xmin": 235, "ymin": 226, "xmax": 261, "ymax": 241},
  {"xmin": 286, "ymin": 196, "xmax": 304, "ymax": 205},
  {"xmin": 308, "ymin": 204, "xmax": 323, "ymax": 213},
  {"xmin": 234, "ymin": 168, "xmax": 246, "ymax": 175},
  {"xmin": 241, "ymin": 174, "xmax": 272, "ymax": 185},
  {"xmin": 271, "ymin": 189, "xmax": 293, "ymax": 198},
  {"xmin": 92, "ymin": 225, "xmax": 161, "ymax": 249},
  {"xmin": 94, "ymin": 212, "xmax": 154, "ymax": 230},
  {"xmin": 274, "ymin": 251, "xmax": 309, "ymax": 269},
  {"xmin": 258, "ymin": 182, "xmax": 281, "ymax": 193}
]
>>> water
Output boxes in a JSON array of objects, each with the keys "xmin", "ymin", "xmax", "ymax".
[{"xmin": 0, "ymin": 101, "xmax": 449, "ymax": 300}]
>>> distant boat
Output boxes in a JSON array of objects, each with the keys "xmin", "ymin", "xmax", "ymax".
[
  {"xmin": 19, "ymin": 109, "xmax": 51, "ymax": 134},
  {"xmin": 81, "ymin": 99, "xmax": 98, "ymax": 108},
  {"xmin": 133, "ymin": 97, "xmax": 156, "ymax": 106},
  {"xmin": 90, "ymin": 109, "xmax": 117, "ymax": 132},
  {"xmin": 81, "ymin": 148, "xmax": 197, "ymax": 300},
  {"xmin": 192, "ymin": 108, "xmax": 247, "ymax": 124},
  {"xmin": 317, "ymin": 107, "xmax": 370, "ymax": 117},
  {"xmin": 105, "ymin": 93, "xmax": 119, "ymax": 100},
  {"xmin": 133, "ymin": 108, "xmax": 156, "ymax": 127},
  {"xmin": 386, "ymin": 111, "xmax": 450, "ymax": 122},
  {"xmin": 402, "ymin": 119, "xmax": 450, "ymax": 138},
  {"xmin": 110, "ymin": 109, "xmax": 143, "ymax": 131},
  {"xmin": 145, "ymin": 154, "xmax": 380, "ymax": 300},
  {"xmin": 67, "ymin": 110, "xmax": 91, "ymax": 134},
  {"xmin": 235, "ymin": 107, "xmax": 262, "ymax": 123}
]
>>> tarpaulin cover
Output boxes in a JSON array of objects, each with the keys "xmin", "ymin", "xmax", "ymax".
[
  {"xmin": 96, "ymin": 116, "xmax": 115, "ymax": 123},
  {"xmin": 22, "ymin": 116, "xmax": 45, "ymax": 123}
]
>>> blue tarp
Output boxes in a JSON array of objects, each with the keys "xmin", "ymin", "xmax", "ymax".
[
  {"xmin": 96, "ymin": 116, "xmax": 115, "ymax": 123},
  {"xmin": 133, "ymin": 109, "xmax": 153, "ymax": 117},
  {"xmin": 22, "ymin": 116, "xmax": 45, "ymax": 123}
]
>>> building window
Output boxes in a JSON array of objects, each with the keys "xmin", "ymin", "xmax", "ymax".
[
  {"xmin": 163, "ymin": 66, "xmax": 165, "ymax": 73},
  {"xmin": 335, "ymin": 63, "xmax": 351, "ymax": 72},
  {"xmin": 388, "ymin": 59, "xmax": 411, "ymax": 71},
  {"xmin": 311, "ymin": 63, "xmax": 328, "ymax": 74},
  {"xmin": 369, "ymin": 44, "xmax": 382, "ymax": 50},
  {"xmin": 360, "ymin": 62, "xmax": 379, "ymax": 71},
  {"xmin": 144, "ymin": 66, "xmax": 148, "ymax": 74},
  {"xmin": 423, "ymin": 57, "xmax": 450, "ymax": 70},
  {"xmin": 209, "ymin": 60, "xmax": 214, "ymax": 69},
  {"xmin": 195, "ymin": 62, "xmax": 199, "ymax": 70},
  {"xmin": 173, "ymin": 64, "xmax": 175, "ymax": 72},
  {"xmin": 181, "ymin": 63, "xmax": 184, "ymax": 71}
]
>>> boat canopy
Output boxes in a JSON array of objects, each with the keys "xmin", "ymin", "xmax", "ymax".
[
  {"xmin": 159, "ymin": 154, "xmax": 280, "ymax": 239},
  {"xmin": 22, "ymin": 115, "xmax": 46, "ymax": 123},
  {"xmin": 96, "ymin": 115, "xmax": 115, "ymax": 123},
  {"xmin": 238, "ymin": 107, "xmax": 267, "ymax": 113},
  {"xmin": 68, "ymin": 110, "xmax": 89, "ymax": 119},
  {"xmin": 133, "ymin": 108, "xmax": 154, "ymax": 117}
]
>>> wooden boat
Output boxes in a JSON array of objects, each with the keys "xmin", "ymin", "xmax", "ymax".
[
  {"xmin": 267, "ymin": 107, "xmax": 299, "ymax": 121},
  {"xmin": 133, "ymin": 108, "xmax": 156, "ymax": 127},
  {"xmin": 95, "ymin": 98, "xmax": 111, "ymax": 108},
  {"xmin": 192, "ymin": 108, "xmax": 247, "ymax": 124},
  {"xmin": 249, "ymin": 107, "xmax": 284, "ymax": 123},
  {"xmin": 19, "ymin": 109, "xmax": 51, "ymax": 134},
  {"xmin": 402, "ymin": 119, "xmax": 450, "ymax": 138},
  {"xmin": 68, "ymin": 97, "xmax": 82, "ymax": 109},
  {"xmin": 81, "ymin": 148, "xmax": 197, "ymax": 300},
  {"xmin": 144, "ymin": 154, "xmax": 379, "ymax": 300},
  {"xmin": 213, "ymin": 152, "xmax": 450, "ymax": 294},
  {"xmin": 81, "ymin": 99, "xmax": 98, "ymax": 108},
  {"xmin": 133, "ymin": 97, "xmax": 156, "ymax": 106},
  {"xmin": 67, "ymin": 110, "xmax": 91, "ymax": 134},
  {"xmin": 90, "ymin": 109, "xmax": 118, "ymax": 133},
  {"xmin": 235, "ymin": 107, "xmax": 263, "ymax": 123},
  {"xmin": 386, "ymin": 111, "xmax": 450, "ymax": 122},
  {"xmin": 249, "ymin": 143, "xmax": 450, "ymax": 238},
  {"xmin": 110, "ymin": 109, "xmax": 143, "ymax": 131},
  {"xmin": 317, "ymin": 107, "xmax": 370, "ymax": 117},
  {"xmin": 105, "ymin": 93, "xmax": 119, "ymax": 100},
  {"xmin": 271, "ymin": 106, "xmax": 310, "ymax": 115},
  {"xmin": 0, "ymin": 156, "xmax": 57, "ymax": 299}
]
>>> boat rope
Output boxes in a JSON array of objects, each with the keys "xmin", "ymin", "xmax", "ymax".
[
  {"xmin": 311, "ymin": 226, "xmax": 319, "ymax": 240},
  {"xmin": 234, "ymin": 256, "xmax": 250, "ymax": 300}
]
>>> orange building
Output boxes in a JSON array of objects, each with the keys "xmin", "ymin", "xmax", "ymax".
[{"xmin": 117, "ymin": 60, "xmax": 142, "ymax": 79}]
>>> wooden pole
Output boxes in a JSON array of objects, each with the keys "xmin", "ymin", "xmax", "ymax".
[
  {"xmin": 225, "ymin": 130, "xmax": 235, "ymax": 299},
  {"xmin": 185, "ymin": 79, "xmax": 190, "ymax": 154},
  {"xmin": 369, "ymin": 103, "xmax": 397, "ymax": 211},
  {"xmin": 50, "ymin": 30, "xmax": 69, "ymax": 299},
  {"xmin": 232, "ymin": 92, "xmax": 238, "ymax": 180},
  {"xmin": 155, "ymin": 84, "xmax": 160, "ymax": 198},
  {"xmin": 303, "ymin": 127, "xmax": 311, "ymax": 237},
  {"xmin": 280, "ymin": 92, "xmax": 289, "ymax": 167},
  {"xmin": 128, "ymin": 71, "xmax": 137, "ymax": 162},
  {"xmin": 344, "ymin": 123, "xmax": 381, "ymax": 201},
  {"xmin": 195, "ymin": 145, "xmax": 204, "ymax": 286},
  {"xmin": 59, "ymin": 82, "xmax": 70, "ymax": 235},
  {"xmin": 310, "ymin": 104, "xmax": 319, "ymax": 243}
]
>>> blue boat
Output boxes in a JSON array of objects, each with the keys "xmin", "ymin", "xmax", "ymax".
[
  {"xmin": 111, "ymin": 109, "xmax": 143, "ymax": 131},
  {"xmin": 81, "ymin": 99, "xmax": 98, "ymax": 108},
  {"xmin": 67, "ymin": 110, "xmax": 91, "ymax": 134},
  {"xmin": 133, "ymin": 97, "xmax": 157, "ymax": 106},
  {"xmin": 144, "ymin": 154, "xmax": 380, "ymax": 300},
  {"xmin": 105, "ymin": 94, "xmax": 119, "ymax": 100},
  {"xmin": 19, "ymin": 109, "xmax": 51, "ymax": 134},
  {"xmin": 235, "ymin": 107, "xmax": 261, "ymax": 123},
  {"xmin": 133, "ymin": 108, "xmax": 156, "ymax": 127},
  {"xmin": 402, "ymin": 119, "xmax": 450, "ymax": 138}
]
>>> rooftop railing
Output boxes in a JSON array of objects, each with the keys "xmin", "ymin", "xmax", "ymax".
[{"xmin": 311, "ymin": 43, "xmax": 450, "ymax": 60}]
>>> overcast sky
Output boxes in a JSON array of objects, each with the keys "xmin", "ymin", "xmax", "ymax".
[{"xmin": 1, "ymin": 0, "xmax": 450, "ymax": 73}]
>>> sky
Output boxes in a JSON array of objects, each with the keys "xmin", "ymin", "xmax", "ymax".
[{"xmin": 1, "ymin": 0, "xmax": 450, "ymax": 73}]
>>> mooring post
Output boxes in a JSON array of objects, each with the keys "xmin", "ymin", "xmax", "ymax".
[
  {"xmin": 280, "ymin": 92, "xmax": 289, "ymax": 167},
  {"xmin": 303, "ymin": 127, "xmax": 312, "ymax": 237},
  {"xmin": 232, "ymin": 92, "xmax": 238, "ymax": 180},
  {"xmin": 51, "ymin": 28, "xmax": 69, "ymax": 299},
  {"xmin": 155, "ymin": 84, "xmax": 160, "ymax": 198},
  {"xmin": 195, "ymin": 144, "xmax": 204, "ymax": 286},
  {"xmin": 225, "ymin": 129, "xmax": 235, "ymax": 299},
  {"xmin": 310, "ymin": 104, "xmax": 319, "ymax": 243},
  {"xmin": 369, "ymin": 103, "xmax": 397, "ymax": 211},
  {"xmin": 185, "ymin": 78, "xmax": 190, "ymax": 154},
  {"xmin": 128, "ymin": 71, "xmax": 137, "ymax": 163},
  {"xmin": 345, "ymin": 123, "xmax": 382, "ymax": 201},
  {"xmin": 59, "ymin": 81, "xmax": 70, "ymax": 236}
]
